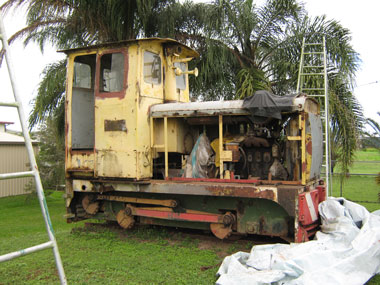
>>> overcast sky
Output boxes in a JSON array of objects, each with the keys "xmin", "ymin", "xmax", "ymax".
[{"xmin": 1, "ymin": 0, "xmax": 379, "ymax": 132}]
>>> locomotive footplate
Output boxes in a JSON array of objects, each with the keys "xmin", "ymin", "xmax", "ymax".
[{"xmin": 67, "ymin": 179, "xmax": 325, "ymax": 241}]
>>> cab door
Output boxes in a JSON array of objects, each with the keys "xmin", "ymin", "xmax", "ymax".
[
  {"xmin": 67, "ymin": 53, "xmax": 96, "ymax": 174},
  {"xmin": 93, "ymin": 48, "xmax": 136, "ymax": 178},
  {"xmin": 135, "ymin": 44, "xmax": 165, "ymax": 179}
]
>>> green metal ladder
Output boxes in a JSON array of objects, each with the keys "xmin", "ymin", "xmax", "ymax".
[
  {"xmin": 296, "ymin": 37, "xmax": 332, "ymax": 197},
  {"xmin": 0, "ymin": 14, "xmax": 67, "ymax": 284}
]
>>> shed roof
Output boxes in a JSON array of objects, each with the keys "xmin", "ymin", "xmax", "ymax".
[{"xmin": 0, "ymin": 131, "xmax": 38, "ymax": 144}]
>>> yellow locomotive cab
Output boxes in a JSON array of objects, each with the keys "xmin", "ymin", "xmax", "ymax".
[{"xmin": 63, "ymin": 38, "xmax": 325, "ymax": 242}]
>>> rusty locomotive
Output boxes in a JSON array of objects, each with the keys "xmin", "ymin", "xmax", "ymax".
[{"xmin": 63, "ymin": 38, "xmax": 325, "ymax": 241}]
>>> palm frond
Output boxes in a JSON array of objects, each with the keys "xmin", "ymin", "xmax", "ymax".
[{"xmin": 29, "ymin": 59, "xmax": 66, "ymax": 129}]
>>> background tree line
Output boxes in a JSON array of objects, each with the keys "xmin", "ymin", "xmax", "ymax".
[{"xmin": 0, "ymin": 0, "xmax": 366, "ymax": 189}]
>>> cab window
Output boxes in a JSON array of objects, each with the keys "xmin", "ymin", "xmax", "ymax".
[
  {"xmin": 144, "ymin": 51, "xmax": 161, "ymax": 84},
  {"xmin": 73, "ymin": 54, "xmax": 96, "ymax": 88},
  {"xmin": 174, "ymin": 62, "xmax": 186, "ymax": 90},
  {"xmin": 99, "ymin": 53, "xmax": 124, "ymax": 92}
]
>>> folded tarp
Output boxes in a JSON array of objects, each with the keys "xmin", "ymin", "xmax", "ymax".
[
  {"xmin": 242, "ymin": 90, "xmax": 298, "ymax": 120},
  {"xmin": 216, "ymin": 198, "xmax": 380, "ymax": 285}
]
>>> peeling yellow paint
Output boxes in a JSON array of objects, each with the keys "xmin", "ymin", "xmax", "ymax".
[{"xmin": 65, "ymin": 39, "xmax": 196, "ymax": 180}]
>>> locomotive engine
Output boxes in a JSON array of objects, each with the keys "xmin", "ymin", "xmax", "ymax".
[{"xmin": 63, "ymin": 38, "xmax": 325, "ymax": 242}]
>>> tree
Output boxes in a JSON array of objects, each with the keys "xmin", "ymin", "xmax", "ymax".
[
  {"xmin": 1, "ymin": 0, "xmax": 364, "ymax": 174},
  {"xmin": 366, "ymin": 112, "xmax": 380, "ymax": 148},
  {"xmin": 0, "ymin": 0, "xmax": 174, "ymax": 129},
  {"xmin": 157, "ymin": 0, "xmax": 364, "ymax": 174},
  {"xmin": 35, "ymin": 116, "xmax": 65, "ymax": 190}
]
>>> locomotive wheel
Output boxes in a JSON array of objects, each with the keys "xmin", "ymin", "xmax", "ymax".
[
  {"xmin": 116, "ymin": 209, "xmax": 135, "ymax": 229},
  {"xmin": 210, "ymin": 223, "xmax": 232, "ymax": 239},
  {"xmin": 82, "ymin": 195, "xmax": 99, "ymax": 215}
]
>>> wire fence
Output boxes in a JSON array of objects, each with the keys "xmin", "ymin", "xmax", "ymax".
[{"xmin": 331, "ymin": 160, "xmax": 380, "ymax": 206}]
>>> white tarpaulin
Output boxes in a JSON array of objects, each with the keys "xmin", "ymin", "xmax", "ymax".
[{"xmin": 216, "ymin": 198, "xmax": 380, "ymax": 285}]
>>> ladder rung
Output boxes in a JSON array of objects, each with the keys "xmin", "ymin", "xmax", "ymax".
[
  {"xmin": 302, "ymin": 88, "xmax": 325, "ymax": 91},
  {"xmin": 303, "ymin": 66, "xmax": 324, "ymax": 68},
  {"xmin": 0, "ymin": 171, "xmax": 34, "ymax": 180},
  {"xmin": 1, "ymin": 13, "xmax": 67, "ymax": 284},
  {"xmin": 0, "ymin": 241, "xmax": 54, "ymax": 262},
  {"xmin": 305, "ymin": 43, "xmax": 323, "ymax": 46},
  {"xmin": 304, "ymin": 52, "xmax": 324, "ymax": 55},
  {"xmin": 308, "ymin": 94, "xmax": 326, "ymax": 97},
  {"xmin": 300, "ymin": 73, "xmax": 324, "ymax": 76},
  {"xmin": 0, "ymin": 101, "xmax": 19, "ymax": 107}
]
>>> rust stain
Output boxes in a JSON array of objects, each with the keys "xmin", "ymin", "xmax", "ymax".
[
  {"xmin": 236, "ymin": 200, "xmax": 245, "ymax": 215},
  {"xmin": 67, "ymin": 167, "xmax": 93, "ymax": 172},
  {"xmin": 302, "ymin": 162, "xmax": 307, "ymax": 172},
  {"xmin": 259, "ymin": 216, "xmax": 266, "ymax": 234},
  {"xmin": 205, "ymin": 185, "xmax": 275, "ymax": 200},
  {"xmin": 70, "ymin": 149, "xmax": 94, "ymax": 155},
  {"xmin": 306, "ymin": 140, "xmax": 312, "ymax": 154}
]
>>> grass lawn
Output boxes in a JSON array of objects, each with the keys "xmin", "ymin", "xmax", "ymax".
[
  {"xmin": 0, "ymin": 192, "xmax": 227, "ymax": 284},
  {"xmin": 334, "ymin": 148, "xmax": 380, "ymax": 174},
  {"xmin": 0, "ymin": 149, "xmax": 379, "ymax": 284}
]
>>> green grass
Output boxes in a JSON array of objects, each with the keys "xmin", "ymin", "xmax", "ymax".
[
  {"xmin": 0, "ymin": 149, "xmax": 379, "ymax": 284},
  {"xmin": 332, "ymin": 175, "xmax": 380, "ymax": 212},
  {"xmin": 355, "ymin": 148, "xmax": 380, "ymax": 161},
  {"xmin": 0, "ymin": 192, "xmax": 221, "ymax": 284},
  {"xmin": 334, "ymin": 148, "xmax": 380, "ymax": 174},
  {"xmin": 331, "ymin": 149, "xmax": 380, "ymax": 213}
]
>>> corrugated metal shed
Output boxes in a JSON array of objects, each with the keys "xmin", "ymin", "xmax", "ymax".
[{"xmin": 0, "ymin": 122, "xmax": 38, "ymax": 198}]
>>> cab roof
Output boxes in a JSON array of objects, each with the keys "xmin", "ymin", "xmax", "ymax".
[{"xmin": 59, "ymin": 37, "xmax": 199, "ymax": 58}]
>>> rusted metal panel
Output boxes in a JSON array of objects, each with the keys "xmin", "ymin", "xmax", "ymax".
[
  {"xmin": 168, "ymin": 177, "xmax": 301, "ymax": 185},
  {"xmin": 68, "ymin": 152, "xmax": 95, "ymax": 171},
  {"xmin": 129, "ymin": 206, "xmax": 223, "ymax": 223},
  {"xmin": 99, "ymin": 180, "xmax": 279, "ymax": 201},
  {"xmin": 104, "ymin": 119, "xmax": 127, "ymax": 132},
  {"xmin": 204, "ymin": 185, "xmax": 277, "ymax": 200},
  {"xmin": 277, "ymin": 185, "xmax": 303, "ymax": 217},
  {"xmin": 97, "ymin": 194, "xmax": 177, "ymax": 207}
]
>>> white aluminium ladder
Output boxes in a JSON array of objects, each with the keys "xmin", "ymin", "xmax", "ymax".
[
  {"xmin": 0, "ymin": 14, "xmax": 67, "ymax": 284},
  {"xmin": 296, "ymin": 37, "xmax": 332, "ymax": 197}
]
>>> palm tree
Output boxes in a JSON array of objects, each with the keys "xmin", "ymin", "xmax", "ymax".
[
  {"xmin": 1, "ymin": 0, "xmax": 364, "ymax": 174},
  {"xmin": 0, "ymin": 0, "xmax": 174, "ymax": 130},
  {"xmin": 366, "ymin": 112, "xmax": 380, "ymax": 147},
  {"xmin": 168, "ymin": 0, "xmax": 364, "ymax": 174}
]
